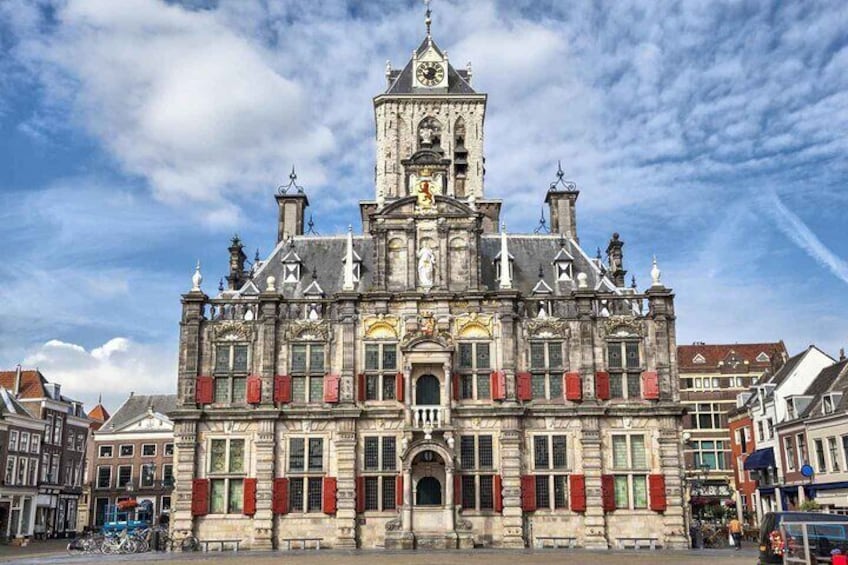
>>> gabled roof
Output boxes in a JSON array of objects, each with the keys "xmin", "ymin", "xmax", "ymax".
[
  {"xmin": 757, "ymin": 345, "xmax": 832, "ymax": 388},
  {"xmin": 88, "ymin": 403, "xmax": 110, "ymax": 423},
  {"xmin": 0, "ymin": 387, "xmax": 38, "ymax": 419},
  {"xmin": 0, "ymin": 369, "xmax": 48, "ymax": 400},
  {"xmin": 100, "ymin": 394, "xmax": 177, "ymax": 433},
  {"xmin": 800, "ymin": 359, "xmax": 848, "ymax": 418},
  {"xmin": 677, "ymin": 342, "xmax": 787, "ymax": 371},
  {"xmin": 384, "ymin": 38, "xmax": 476, "ymax": 96}
]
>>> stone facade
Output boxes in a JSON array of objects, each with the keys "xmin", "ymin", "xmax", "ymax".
[{"xmin": 171, "ymin": 25, "xmax": 688, "ymax": 551}]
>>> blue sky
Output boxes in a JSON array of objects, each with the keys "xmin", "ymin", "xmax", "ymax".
[{"xmin": 1, "ymin": 0, "xmax": 847, "ymax": 411}]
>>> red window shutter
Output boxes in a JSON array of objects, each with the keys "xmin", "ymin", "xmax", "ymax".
[
  {"xmin": 565, "ymin": 372, "xmax": 582, "ymax": 401},
  {"xmin": 195, "ymin": 376, "xmax": 213, "ymax": 405},
  {"xmin": 452, "ymin": 373, "xmax": 460, "ymax": 401},
  {"xmin": 595, "ymin": 371, "xmax": 611, "ymax": 400},
  {"xmin": 356, "ymin": 476, "xmax": 365, "ymax": 513},
  {"xmin": 272, "ymin": 477, "xmax": 289, "ymax": 515},
  {"xmin": 274, "ymin": 375, "xmax": 292, "ymax": 404},
  {"xmin": 601, "ymin": 474, "xmax": 616, "ymax": 512},
  {"xmin": 323, "ymin": 476, "xmax": 337, "ymax": 514},
  {"xmin": 649, "ymin": 474, "xmax": 667, "ymax": 512},
  {"xmin": 490, "ymin": 371, "xmax": 506, "ymax": 401},
  {"xmin": 494, "ymin": 475, "xmax": 503, "ymax": 513},
  {"xmin": 396, "ymin": 475, "xmax": 404, "ymax": 509},
  {"xmin": 323, "ymin": 374, "xmax": 340, "ymax": 403},
  {"xmin": 642, "ymin": 371, "xmax": 660, "ymax": 400},
  {"xmin": 396, "ymin": 372, "xmax": 405, "ymax": 403},
  {"xmin": 570, "ymin": 474, "xmax": 586, "ymax": 512},
  {"xmin": 243, "ymin": 478, "xmax": 257, "ymax": 516},
  {"xmin": 246, "ymin": 375, "xmax": 262, "ymax": 404},
  {"xmin": 454, "ymin": 474, "xmax": 462, "ymax": 506},
  {"xmin": 191, "ymin": 478, "xmax": 209, "ymax": 516},
  {"xmin": 357, "ymin": 374, "xmax": 366, "ymax": 402},
  {"xmin": 516, "ymin": 372, "xmax": 532, "ymax": 401},
  {"xmin": 520, "ymin": 475, "xmax": 536, "ymax": 512}
]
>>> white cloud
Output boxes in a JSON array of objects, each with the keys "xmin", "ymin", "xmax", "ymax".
[{"xmin": 22, "ymin": 337, "xmax": 176, "ymax": 410}]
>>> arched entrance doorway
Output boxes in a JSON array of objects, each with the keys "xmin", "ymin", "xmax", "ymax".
[
  {"xmin": 416, "ymin": 476, "xmax": 442, "ymax": 505},
  {"xmin": 416, "ymin": 375, "xmax": 440, "ymax": 405}
]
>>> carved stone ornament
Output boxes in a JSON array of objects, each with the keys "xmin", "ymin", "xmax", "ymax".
[
  {"xmin": 456, "ymin": 518, "xmax": 473, "ymax": 531},
  {"xmin": 286, "ymin": 319, "xmax": 330, "ymax": 341},
  {"xmin": 601, "ymin": 315, "xmax": 644, "ymax": 337},
  {"xmin": 401, "ymin": 311, "xmax": 453, "ymax": 349},
  {"xmin": 455, "ymin": 312, "xmax": 493, "ymax": 339},
  {"xmin": 525, "ymin": 318, "xmax": 569, "ymax": 339},
  {"xmin": 213, "ymin": 321, "xmax": 254, "ymax": 341},
  {"xmin": 363, "ymin": 314, "xmax": 400, "ymax": 340},
  {"xmin": 385, "ymin": 518, "xmax": 402, "ymax": 532}
]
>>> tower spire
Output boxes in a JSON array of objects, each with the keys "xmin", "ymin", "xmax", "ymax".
[{"xmin": 424, "ymin": 0, "xmax": 432, "ymax": 38}]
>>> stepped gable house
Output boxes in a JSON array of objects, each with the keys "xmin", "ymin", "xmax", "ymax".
[{"xmin": 170, "ymin": 14, "xmax": 687, "ymax": 551}]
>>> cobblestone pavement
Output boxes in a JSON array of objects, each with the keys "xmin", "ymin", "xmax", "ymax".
[{"xmin": 1, "ymin": 547, "xmax": 760, "ymax": 565}]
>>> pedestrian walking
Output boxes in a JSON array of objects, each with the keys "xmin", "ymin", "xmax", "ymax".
[{"xmin": 728, "ymin": 517, "xmax": 743, "ymax": 550}]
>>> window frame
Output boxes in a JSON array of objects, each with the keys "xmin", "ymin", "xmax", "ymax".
[
  {"xmin": 213, "ymin": 342, "xmax": 250, "ymax": 405},
  {"xmin": 363, "ymin": 343, "xmax": 398, "ymax": 402},
  {"xmin": 118, "ymin": 444, "xmax": 134, "ymax": 458},
  {"xmin": 141, "ymin": 444, "xmax": 156, "ymax": 457},
  {"xmin": 117, "ymin": 465, "xmax": 133, "ymax": 488},
  {"xmin": 609, "ymin": 433, "xmax": 650, "ymax": 510},
  {"xmin": 289, "ymin": 342, "xmax": 327, "ymax": 404},
  {"xmin": 606, "ymin": 339, "xmax": 643, "ymax": 400},
  {"xmin": 528, "ymin": 340, "xmax": 565, "ymax": 401},
  {"xmin": 458, "ymin": 434, "xmax": 496, "ymax": 512},
  {"xmin": 206, "ymin": 437, "xmax": 247, "ymax": 515},
  {"xmin": 456, "ymin": 341, "xmax": 493, "ymax": 401},
  {"xmin": 8, "ymin": 430, "xmax": 18, "ymax": 451},
  {"xmin": 140, "ymin": 463, "xmax": 156, "ymax": 488},
  {"xmin": 360, "ymin": 436, "xmax": 398, "ymax": 514}
]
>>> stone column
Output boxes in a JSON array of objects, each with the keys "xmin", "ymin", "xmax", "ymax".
[
  {"xmin": 775, "ymin": 487, "xmax": 784, "ymax": 511},
  {"xmin": 252, "ymin": 419, "xmax": 275, "ymax": 549},
  {"xmin": 334, "ymin": 418, "xmax": 358, "ymax": 548},
  {"xmin": 581, "ymin": 420, "xmax": 608, "ymax": 549},
  {"xmin": 338, "ymin": 299, "xmax": 357, "ymax": 404},
  {"xmin": 442, "ymin": 361, "xmax": 452, "ymax": 425},
  {"xmin": 404, "ymin": 365, "xmax": 413, "ymax": 426},
  {"xmin": 658, "ymin": 422, "xmax": 689, "ymax": 549},
  {"xmin": 402, "ymin": 464, "xmax": 413, "ymax": 531},
  {"xmin": 445, "ymin": 464, "xmax": 455, "ymax": 530},
  {"xmin": 258, "ymin": 294, "xmax": 278, "ymax": 406},
  {"xmin": 499, "ymin": 420, "xmax": 524, "ymax": 548}
]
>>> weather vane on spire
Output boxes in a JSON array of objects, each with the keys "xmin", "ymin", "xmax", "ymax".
[{"xmin": 424, "ymin": 0, "xmax": 432, "ymax": 37}]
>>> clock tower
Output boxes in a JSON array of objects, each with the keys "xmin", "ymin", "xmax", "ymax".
[{"xmin": 372, "ymin": 10, "xmax": 488, "ymax": 210}]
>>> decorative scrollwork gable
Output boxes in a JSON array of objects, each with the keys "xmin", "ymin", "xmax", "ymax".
[
  {"xmin": 600, "ymin": 315, "xmax": 645, "ymax": 338},
  {"xmin": 455, "ymin": 312, "xmax": 493, "ymax": 339},
  {"xmin": 525, "ymin": 318, "xmax": 570, "ymax": 339},
  {"xmin": 362, "ymin": 314, "xmax": 400, "ymax": 340},
  {"xmin": 286, "ymin": 319, "xmax": 331, "ymax": 341},
  {"xmin": 213, "ymin": 321, "xmax": 254, "ymax": 341}
]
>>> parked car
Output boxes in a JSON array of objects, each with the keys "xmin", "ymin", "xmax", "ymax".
[{"xmin": 758, "ymin": 511, "xmax": 848, "ymax": 564}]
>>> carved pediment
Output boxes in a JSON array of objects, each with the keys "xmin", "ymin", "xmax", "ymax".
[
  {"xmin": 213, "ymin": 321, "xmax": 253, "ymax": 341},
  {"xmin": 378, "ymin": 195, "xmax": 476, "ymax": 218},
  {"xmin": 286, "ymin": 319, "xmax": 331, "ymax": 341},
  {"xmin": 363, "ymin": 314, "xmax": 400, "ymax": 340},
  {"xmin": 601, "ymin": 315, "xmax": 644, "ymax": 337},
  {"xmin": 525, "ymin": 318, "xmax": 569, "ymax": 339},
  {"xmin": 455, "ymin": 312, "xmax": 493, "ymax": 339}
]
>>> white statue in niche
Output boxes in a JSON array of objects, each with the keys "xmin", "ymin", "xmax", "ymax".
[{"xmin": 417, "ymin": 241, "xmax": 436, "ymax": 288}]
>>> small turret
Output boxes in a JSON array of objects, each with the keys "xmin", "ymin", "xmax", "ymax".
[
  {"xmin": 227, "ymin": 235, "xmax": 247, "ymax": 290},
  {"xmin": 545, "ymin": 162, "xmax": 579, "ymax": 242},
  {"xmin": 606, "ymin": 232, "xmax": 627, "ymax": 287}
]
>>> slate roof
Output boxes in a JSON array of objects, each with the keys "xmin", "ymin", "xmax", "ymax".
[
  {"xmin": 384, "ymin": 37, "xmax": 476, "ymax": 95},
  {"xmin": 800, "ymin": 359, "xmax": 848, "ymax": 418},
  {"xmin": 678, "ymin": 342, "xmax": 786, "ymax": 371},
  {"xmin": 0, "ymin": 387, "xmax": 39, "ymax": 420},
  {"xmin": 245, "ymin": 233, "xmax": 615, "ymax": 299},
  {"xmin": 100, "ymin": 394, "xmax": 177, "ymax": 432},
  {"xmin": 757, "ymin": 346, "xmax": 827, "ymax": 388}
]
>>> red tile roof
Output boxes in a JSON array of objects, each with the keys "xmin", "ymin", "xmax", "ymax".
[
  {"xmin": 677, "ymin": 342, "xmax": 787, "ymax": 371},
  {"xmin": 88, "ymin": 403, "xmax": 110, "ymax": 423},
  {"xmin": 0, "ymin": 369, "xmax": 48, "ymax": 399}
]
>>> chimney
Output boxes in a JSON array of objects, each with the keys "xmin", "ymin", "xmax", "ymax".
[
  {"xmin": 545, "ymin": 162, "xmax": 579, "ymax": 242},
  {"xmin": 227, "ymin": 235, "xmax": 248, "ymax": 290},
  {"xmin": 606, "ymin": 232, "xmax": 627, "ymax": 287},
  {"xmin": 841, "ymin": 348, "xmax": 846, "ymax": 362},
  {"xmin": 14, "ymin": 364, "xmax": 21, "ymax": 396},
  {"xmin": 275, "ymin": 167, "xmax": 310, "ymax": 243}
]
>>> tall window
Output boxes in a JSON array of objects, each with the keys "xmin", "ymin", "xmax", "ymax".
[
  {"xmin": 19, "ymin": 433, "xmax": 29, "ymax": 453},
  {"xmin": 814, "ymin": 438, "xmax": 827, "ymax": 473},
  {"xmin": 8, "ymin": 430, "xmax": 18, "ymax": 451},
  {"xmin": 362, "ymin": 436, "xmax": 397, "ymax": 511},
  {"xmin": 693, "ymin": 440, "xmax": 728, "ymax": 470},
  {"xmin": 533, "ymin": 435, "xmax": 569, "ymax": 509},
  {"xmin": 797, "ymin": 434, "xmax": 808, "ymax": 468},
  {"xmin": 607, "ymin": 340, "xmax": 642, "ymax": 399},
  {"xmin": 828, "ymin": 437, "xmax": 841, "ymax": 472},
  {"xmin": 53, "ymin": 417, "xmax": 63, "ymax": 445},
  {"xmin": 5, "ymin": 457, "xmax": 15, "ymax": 485},
  {"xmin": 117, "ymin": 465, "xmax": 132, "ymax": 488},
  {"xmin": 529, "ymin": 342, "xmax": 564, "ymax": 400},
  {"xmin": 288, "ymin": 437, "xmax": 325, "ymax": 513},
  {"xmin": 290, "ymin": 344, "xmax": 326, "ymax": 403},
  {"xmin": 457, "ymin": 342, "xmax": 491, "ymax": 400},
  {"xmin": 163, "ymin": 464, "xmax": 174, "ymax": 487},
  {"xmin": 692, "ymin": 403, "xmax": 724, "ymax": 429},
  {"xmin": 611, "ymin": 434, "xmax": 648, "ymax": 509},
  {"xmin": 784, "ymin": 437, "xmax": 796, "ymax": 471},
  {"xmin": 459, "ymin": 435, "xmax": 495, "ymax": 510},
  {"xmin": 140, "ymin": 463, "xmax": 155, "ymax": 487},
  {"xmin": 364, "ymin": 344, "xmax": 397, "ymax": 401},
  {"xmin": 208, "ymin": 438, "xmax": 246, "ymax": 514},
  {"xmin": 214, "ymin": 343, "xmax": 249, "ymax": 404}
]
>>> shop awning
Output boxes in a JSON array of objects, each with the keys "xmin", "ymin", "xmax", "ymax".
[{"xmin": 744, "ymin": 447, "xmax": 775, "ymax": 470}]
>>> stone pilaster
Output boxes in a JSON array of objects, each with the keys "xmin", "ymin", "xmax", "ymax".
[
  {"xmin": 258, "ymin": 294, "xmax": 279, "ymax": 405},
  {"xmin": 499, "ymin": 418, "xmax": 524, "ymax": 548},
  {"xmin": 337, "ymin": 299, "xmax": 357, "ymax": 404},
  {"xmin": 171, "ymin": 418, "xmax": 198, "ymax": 548},
  {"xmin": 177, "ymin": 292, "xmax": 206, "ymax": 407},
  {"xmin": 334, "ymin": 418, "xmax": 358, "ymax": 548},
  {"xmin": 252, "ymin": 419, "xmax": 276, "ymax": 549},
  {"xmin": 581, "ymin": 419, "xmax": 608, "ymax": 549},
  {"xmin": 658, "ymin": 421, "xmax": 688, "ymax": 549}
]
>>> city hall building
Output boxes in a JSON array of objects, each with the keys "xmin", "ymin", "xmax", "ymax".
[{"xmin": 170, "ymin": 17, "xmax": 687, "ymax": 551}]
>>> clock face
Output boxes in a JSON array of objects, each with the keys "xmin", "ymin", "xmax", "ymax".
[{"xmin": 416, "ymin": 62, "xmax": 445, "ymax": 87}]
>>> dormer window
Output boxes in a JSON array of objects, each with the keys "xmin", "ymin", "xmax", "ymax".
[
  {"xmin": 693, "ymin": 354, "xmax": 706, "ymax": 364},
  {"xmin": 552, "ymin": 248, "xmax": 573, "ymax": 282},
  {"xmin": 281, "ymin": 250, "xmax": 302, "ymax": 284},
  {"xmin": 756, "ymin": 352, "xmax": 770, "ymax": 363},
  {"xmin": 494, "ymin": 251, "xmax": 514, "ymax": 281},
  {"xmin": 822, "ymin": 393, "xmax": 842, "ymax": 415},
  {"xmin": 342, "ymin": 249, "xmax": 362, "ymax": 282}
]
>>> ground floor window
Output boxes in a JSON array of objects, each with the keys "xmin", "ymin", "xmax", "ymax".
[
  {"xmin": 289, "ymin": 477, "xmax": 323, "ymax": 513},
  {"xmin": 364, "ymin": 476, "xmax": 396, "ymax": 511},
  {"xmin": 210, "ymin": 478, "xmax": 244, "ymax": 514},
  {"xmin": 534, "ymin": 474, "xmax": 568, "ymax": 509},
  {"xmin": 613, "ymin": 474, "xmax": 648, "ymax": 509}
]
